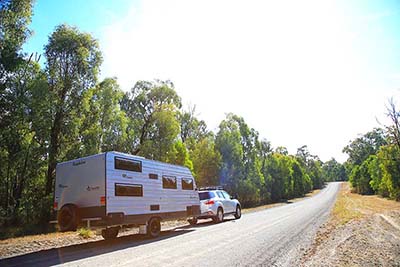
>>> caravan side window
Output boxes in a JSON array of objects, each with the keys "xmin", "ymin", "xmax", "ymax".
[
  {"xmin": 115, "ymin": 183, "xmax": 143, "ymax": 197},
  {"xmin": 162, "ymin": 176, "xmax": 177, "ymax": 189},
  {"xmin": 182, "ymin": 178, "xmax": 194, "ymax": 190},
  {"xmin": 114, "ymin": 157, "xmax": 142, "ymax": 172}
]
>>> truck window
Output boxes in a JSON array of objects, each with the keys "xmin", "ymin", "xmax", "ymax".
[
  {"xmin": 182, "ymin": 178, "xmax": 194, "ymax": 190},
  {"xmin": 115, "ymin": 183, "xmax": 143, "ymax": 197},
  {"xmin": 114, "ymin": 157, "xmax": 142, "ymax": 172},
  {"xmin": 162, "ymin": 176, "xmax": 177, "ymax": 189}
]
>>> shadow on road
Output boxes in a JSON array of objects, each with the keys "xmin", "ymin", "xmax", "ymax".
[{"xmin": 1, "ymin": 228, "xmax": 194, "ymax": 267}]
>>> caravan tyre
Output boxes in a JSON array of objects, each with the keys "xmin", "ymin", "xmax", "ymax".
[
  {"xmin": 147, "ymin": 217, "xmax": 161, "ymax": 238},
  {"xmin": 58, "ymin": 204, "xmax": 78, "ymax": 232},
  {"xmin": 101, "ymin": 227, "xmax": 119, "ymax": 240}
]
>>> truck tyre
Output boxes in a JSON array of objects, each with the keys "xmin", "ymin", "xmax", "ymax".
[
  {"xmin": 147, "ymin": 217, "xmax": 161, "ymax": 238},
  {"xmin": 234, "ymin": 205, "xmax": 241, "ymax": 219},
  {"xmin": 101, "ymin": 227, "xmax": 119, "ymax": 240},
  {"xmin": 58, "ymin": 204, "xmax": 78, "ymax": 232},
  {"xmin": 213, "ymin": 208, "xmax": 224, "ymax": 223}
]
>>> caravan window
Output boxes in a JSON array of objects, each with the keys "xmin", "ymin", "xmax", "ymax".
[
  {"xmin": 162, "ymin": 176, "xmax": 177, "ymax": 189},
  {"xmin": 115, "ymin": 183, "xmax": 143, "ymax": 197},
  {"xmin": 182, "ymin": 178, "xmax": 194, "ymax": 190},
  {"xmin": 149, "ymin": 173, "xmax": 158, "ymax": 179},
  {"xmin": 114, "ymin": 157, "xmax": 142, "ymax": 172}
]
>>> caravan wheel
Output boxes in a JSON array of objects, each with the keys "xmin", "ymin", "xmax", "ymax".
[
  {"xmin": 101, "ymin": 227, "xmax": 119, "ymax": 240},
  {"xmin": 147, "ymin": 217, "xmax": 161, "ymax": 238},
  {"xmin": 58, "ymin": 204, "xmax": 78, "ymax": 232}
]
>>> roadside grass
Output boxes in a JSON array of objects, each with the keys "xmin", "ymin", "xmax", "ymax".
[
  {"xmin": 331, "ymin": 182, "xmax": 400, "ymax": 225},
  {"xmin": 77, "ymin": 228, "xmax": 94, "ymax": 239},
  {"xmin": 332, "ymin": 184, "xmax": 363, "ymax": 225},
  {"xmin": 301, "ymin": 182, "xmax": 400, "ymax": 266}
]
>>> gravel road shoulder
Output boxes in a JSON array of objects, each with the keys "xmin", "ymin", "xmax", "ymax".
[{"xmin": 301, "ymin": 183, "xmax": 400, "ymax": 267}]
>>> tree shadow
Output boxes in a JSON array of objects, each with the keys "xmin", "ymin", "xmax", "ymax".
[{"xmin": 1, "ymin": 228, "xmax": 194, "ymax": 267}]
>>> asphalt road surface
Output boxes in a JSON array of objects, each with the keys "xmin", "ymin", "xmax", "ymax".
[{"xmin": 2, "ymin": 182, "xmax": 340, "ymax": 267}]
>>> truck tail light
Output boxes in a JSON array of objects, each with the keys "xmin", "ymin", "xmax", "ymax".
[
  {"xmin": 100, "ymin": 196, "xmax": 106, "ymax": 205},
  {"xmin": 53, "ymin": 202, "xmax": 58, "ymax": 210},
  {"xmin": 205, "ymin": 200, "xmax": 214, "ymax": 205}
]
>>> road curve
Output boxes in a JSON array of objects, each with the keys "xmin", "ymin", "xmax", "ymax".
[{"xmin": 2, "ymin": 182, "xmax": 340, "ymax": 267}]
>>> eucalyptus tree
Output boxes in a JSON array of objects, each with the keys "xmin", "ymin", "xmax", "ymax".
[
  {"xmin": 122, "ymin": 80, "xmax": 181, "ymax": 155},
  {"xmin": 44, "ymin": 24, "xmax": 102, "ymax": 197},
  {"xmin": 0, "ymin": 0, "xmax": 33, "ymax": 79},
  {"xmin": 73, "ymin": 78, "xmax": 132, "ymax": 157},
  {"xmin": 191, "ymin": 136, "xmax": 221, "ymax": 186},
  {"xmin": 179, "ymin": 105, "xmax": 209, "ymax": 150}
]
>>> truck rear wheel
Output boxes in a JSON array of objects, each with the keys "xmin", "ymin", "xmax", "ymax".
[
  {"xmin": 101, "ymin": 227, "xmax": 119, "ymax": 240},
  {"xmin": 58, "ymin": 204, "xmax": 78, "ymax": 232},
  {"xmin": 147, "ymin": 217, "xmax": 161, "ymax": 238}
]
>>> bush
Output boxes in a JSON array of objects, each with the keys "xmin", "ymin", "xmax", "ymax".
[{"xmin": 77, "ymin": 228, "xmax": 94, "ymax": 239}]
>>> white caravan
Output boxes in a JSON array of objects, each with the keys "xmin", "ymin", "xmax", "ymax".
[{"xmin": 53, "ymin": 151, "xmax": 200, "ymax": 239}]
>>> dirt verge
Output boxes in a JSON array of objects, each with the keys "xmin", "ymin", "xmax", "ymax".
[{"xmin": 301, "ymin": 182, "xmax": 400, "ymax": 267}]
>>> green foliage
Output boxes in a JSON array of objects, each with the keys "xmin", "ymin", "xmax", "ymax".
[
  {"xmin": 77, "ymin": 228, "xmax": 94, "ymax": 239},
  {"xmin": 215, "ymin": 114, "xmax": 319, "ymax": 207},
  {"xmin": 79, "ymin": 78, "xmax": 131, "ymax": 155},
  {"xmin": 139, "ymin": 103, "xmax": 180, "ymax": 161},
  {"xmin": 345, "ymin": 125, "xmax": 400, "ymax": 201},
  {"xmin": 0, "ymin": 0, "xmax": 33, "ymax": 73},
  {"xmin": 191, "ymin": 137, "xmax": 221, "ymax": 186},
  {"xmin": 121, "ymin": 80, "xmax": 181, "ymax": 155},
  {"xmin": 343, "ymin": 128, "xmax": 386, "ymax": 166},
  {"xmin": 166, "ymin": 140, "xmax": 194, "ymax": 172},
  {"xmin": 376, "ymin": 145, "xmax": 400, "ymax": 200},
  {"xmin": 322, "ymin": 158, "xmax": 347, "ymax": 182},
  {"xmin": 44, "ymin": 24, "xmax": 103, "ymax": 197},
  {"xmin": 348, "ymin": 158, "xmax": 373, "ymax": 195},
  {"xmin": 179, "ymin": 105, "xmax": 209, "ymax": 150}
]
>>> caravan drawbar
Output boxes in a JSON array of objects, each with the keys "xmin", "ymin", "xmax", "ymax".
[{"xmin": 54, "ymin": 151, "xmax": 200, "ymax": 239}]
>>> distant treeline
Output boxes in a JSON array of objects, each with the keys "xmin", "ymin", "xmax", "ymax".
[{"xmin": 0, "ymin": 0, "xmax": 346, "ymax": 236}]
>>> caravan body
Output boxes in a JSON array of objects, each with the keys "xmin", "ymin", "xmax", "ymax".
[{"xmin": 54, "ymin": 151, "xmax": 200, "ymax": 237}]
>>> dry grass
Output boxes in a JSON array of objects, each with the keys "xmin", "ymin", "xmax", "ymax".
[
  {"xmin": 301, "ymin": 182, "xmax": 400, "ymax": 267},
  {"xmin": 0, "ymin": 231, "xmax": 75, "ymax": 246},
  {"xmin": 332, "ymin": 183, "xmax": 400, "ymax": 225}
]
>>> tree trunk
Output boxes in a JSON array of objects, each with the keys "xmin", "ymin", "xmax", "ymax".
[
  {"xmin": 133, "ymin": 117, "xmax": 151, "ymax": 155},
  {"xmin": 45, "ymin": 110, "xmax": 63, "ymax": 196},
  {"xmin": 4, "ymin": 156, "xmax": 11, "ymax": 217},
  {"xmin": 12, "ymin": 138, "xmax": 33, "ymax": 222}
]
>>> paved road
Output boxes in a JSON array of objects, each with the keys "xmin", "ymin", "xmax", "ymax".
[{"xmin": 2, "ymin": 182, "xmax": 340, "ymax": 267}]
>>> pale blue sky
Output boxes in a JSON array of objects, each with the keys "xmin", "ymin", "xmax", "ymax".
[{"xmin": 24, "ymin": 0, "xmax": 400, "ymax": 162}]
